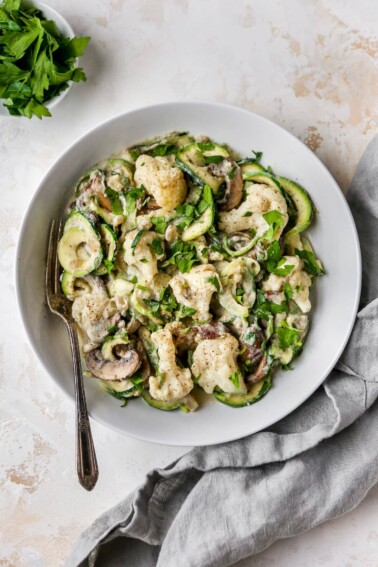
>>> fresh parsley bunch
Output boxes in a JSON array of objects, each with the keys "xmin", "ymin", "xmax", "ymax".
[{"xmin": 0, "ymin": 0, "xmax": 90, "ymax": 118}]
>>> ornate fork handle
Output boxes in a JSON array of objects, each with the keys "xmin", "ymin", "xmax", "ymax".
[{"xmin": 67, "ymin": 322, "xmax": 99, "ymax": 491}]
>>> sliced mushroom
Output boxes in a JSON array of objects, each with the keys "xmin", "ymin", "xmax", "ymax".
[
  {"xmin": 208, "ymin": 158, "xmax": 243, "ymax": 211},
  {"xmin": 86, "ymin": 344, "xmax": 141, "ymax": 381},
  {"xmin": 239, "ymin": 326, "xmax": 265, "ymax": 366},
  {"xmin": 134, "ymin": 338, "xmax": 151, "ymax": 383},
  {"xmin": 143, "ymin": 197, "xmax": 161, "ymax": 211},
  {"xmin": 195, "ymin": 321, "xmax": 229, "ymax": 341},
  {"xmin": 245, "ymin": 355, "xmax": 269, "ymax": 384}
]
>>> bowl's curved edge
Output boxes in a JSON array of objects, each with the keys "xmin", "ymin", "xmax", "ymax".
[{"xmin": 15, "ymin": 101, "xmax": 362, "ymax": 446}]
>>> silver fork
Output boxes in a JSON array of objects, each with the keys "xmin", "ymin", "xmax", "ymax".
[{"xmin": 46, "ymin": 220, "xmax": 99, "ymax": 491}]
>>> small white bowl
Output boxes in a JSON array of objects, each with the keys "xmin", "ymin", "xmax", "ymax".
[{"xmin": 0, "ymin": 2, "xmax": 75, "ymax": 117}]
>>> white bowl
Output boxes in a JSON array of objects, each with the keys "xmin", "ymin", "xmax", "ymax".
[
  {"xmin": 0, "ymin": 2, "xmax": 74, "ymax": 117},
  {"xmin": 16, "ymin": 102, "xmax": 361, "ymax": 446}
]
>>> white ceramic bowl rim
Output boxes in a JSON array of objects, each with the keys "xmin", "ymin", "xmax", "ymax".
[{"xmin": 15, "ymin": 101, "xmax": 362, "ymax": 446}]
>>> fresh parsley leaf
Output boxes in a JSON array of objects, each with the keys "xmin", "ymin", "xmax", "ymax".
[
  {"xmin": 105, "ymin": 186, "xmax": 123, "ymax": 214},
  {"xmin": 129, "ymin": 148, "xmax": 140, "ymax": 161},
  {"xmin": 176, "ymin": 305, "xmax": 197, "ymax": 319},
  {"xmin": 273, "ymin": 263, "xmax": 294, "ymax": 277},
  {"xmin": 175, "ymin": 202, "xmax": 198, "ymax": 230},
  {"xmin": 148, "ymin": 237, "xmax": 164, "ymax": 256},
  {"xmin": 151, "ymin": 216, "xmax": 167, "ymax": 234},
  {"xmin": 284, "ymin": 282, "xmax": 293, "ymax": 300},
  {"xmin": 151, "ymin": 143, "xmax": 176, "ymax": 157},
  {"xmin": 124, "ymin": 187, "xmax": 145, "ymax": 215},
  {"xmin": 267, "ymin": 240, "xmax": 281, "ymax": 262},
  {"xmin": 203, "ymin": 154, "xmax": 223, "ymax": 165},
  {"xmin": 206, "ymin": 275, "xmax": 220, "ymax": 292},
  {"xmin": 131, "ymin": 229, "xmax": 145, "ymax": 255},
  {"xmin": 197, "ymin": 184, "xmax": 213, "ymax": 214},
  {"xmin": 144, "ymin": 299, "xmax": 161, "ymax": 314},
  {"xmin": 268, "ymin": 301, "xmax": 288, "ymax": 314},
  {"xmin": 130, "ymin": 375, "xmax": 145, "ymax": 390},
  {"xmin": 229, "ymin": 370, "xmax": 241, "ymax": 388},
  {"xmin": 295, "ymin": 248, "xmax": 325, "ymax": 276},
  {"xmin": 275, "ymin": 321, "xmax": 302, "ymax": 349},
  {"xmin": 59, "ymin": 36, "xmax": 91, "ymax": 59},
  {"xmin": 162, "ymin": 240, "xmax": 199, "ymax": 273},
  {"xmin": 0, "ymin": 3, "xmax": 90, "ymax": 118},
  {"xmin": 21, "ymin": 98, "xmax": 51, "ymax": 119},
  {"xmin": 251, "ymin": 150, "xmax": 263, "ymax": 162},
  {"xmin": 242, "ymin": 211, "xmax": 253, "ymax": 217},
  {"xmin": 262, "ymin": 210, "xmax": 285, "ymax": 241},
  {"xmin": 198, "ymin": 141, "xmax": 215, "ymax": 152}
]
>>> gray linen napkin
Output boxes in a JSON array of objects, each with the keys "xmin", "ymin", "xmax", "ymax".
[{"xmin": 66, "ymin": 135, "xmax": 378, "ymax": 567}]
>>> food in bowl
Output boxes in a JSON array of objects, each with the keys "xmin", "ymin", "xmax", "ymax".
[{"xmin": 57, "ymin": 131, "xmax": 324, "ymax": 412}]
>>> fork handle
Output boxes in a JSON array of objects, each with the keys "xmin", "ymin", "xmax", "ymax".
[{"xmin": 67, "ymin": 322, "xmax": 99, "ymax": 491}]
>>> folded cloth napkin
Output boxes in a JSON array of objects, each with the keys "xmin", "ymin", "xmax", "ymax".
[{"xmin": 66, "ymin": 136, "xmax": 378, "ymax": 567}]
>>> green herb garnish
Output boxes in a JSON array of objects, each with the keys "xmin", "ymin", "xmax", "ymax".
[
  {"xmin": 162, "ymin": 240, "xmax": 199, "ymax": 273},
  {"xmin": 131, "ymin": 229, "xmax": 145, "ymax": 255},
  {"xmin": 275, "ymin": 321, "xmax": 302, "ymax": 349},
  {"xmin": 151, "ymin": 216, "xmax": 167, "ymax": 234},
  {"xmin": 0, "ymin": 0, "xmax": 90, "ymax": 118},
  {"xmin": 262, "ymin": 210, "xmax": 285, "ymax": 241},
  {"xmin": 148, "ymin": 237, "xmax": 164, "ymax": 256},
  {"xmin": 229, "ymin": 370, "xmax": 241, "ymax": 388},
  {"xmin": 206, "ymin": 275, "xmax": 220, "ymax": 293},
  {"xmin": 295, "ymin": 248, "xmax": 325, "ymax": 276},
  {"xmin": 124, "ymin": 187, "xmax": 145, "ymax": 215}
]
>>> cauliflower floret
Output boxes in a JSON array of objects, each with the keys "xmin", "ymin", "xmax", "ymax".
[
  {"xmin": 149, "ymin": 327, "xmax": 193, "ymax": 401},
  {"xmin": 123, "ymin": 229, "xmax": 164, "ymax": 280},
  {"xmin": 134, "ymin": 155, "xmax": 187, "ymax": 212},
  {"xmin": 191, "ymin": 334, "xmax": 247, "ymax": 394},
  {"xmin": 262, "ymin": 255, "xmax": 312, "ymax": 313},
  {"xmin": 169, "ymin": 264, "xmax": 220, "ymax": 321},
  {"xmin": 218, "ymin": 183, "xmax": 288, "ymax": 236},
  {"xmin": 72, "ymin": 294, "xmax": 119, "ymax": 344}
]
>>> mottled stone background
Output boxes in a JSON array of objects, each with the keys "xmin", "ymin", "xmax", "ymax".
[{"xmin": 1, "ymin": 1, "xmax": 378, "ymax": 566}]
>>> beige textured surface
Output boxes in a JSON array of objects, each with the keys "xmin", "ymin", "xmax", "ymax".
[{"xmin": 1, "ymin": 1, "xmax": 378, "ymax": 565}]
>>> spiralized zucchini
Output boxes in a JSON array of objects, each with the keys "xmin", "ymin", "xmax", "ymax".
[{"xmin": 57, "ymin": 131, "xmax": 324, "ymax": 411}]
